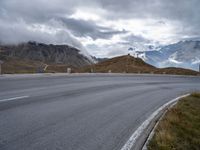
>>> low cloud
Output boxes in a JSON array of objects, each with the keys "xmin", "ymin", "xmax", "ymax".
[
  {"xmin": 0, "ymin": 0, "xmax": 200, "ymax": 57},
  {"xmin": 0, "ymin": 20, "xmax": 84, "ymax": 50},
  {"xmin": 59, "ymin": 17, "xmax": 127, "ymax": 40}
]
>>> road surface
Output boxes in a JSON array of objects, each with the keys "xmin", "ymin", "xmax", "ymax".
[{"xmin": 0, "ymin": 74, "xmax": 200, "ymax": 150}]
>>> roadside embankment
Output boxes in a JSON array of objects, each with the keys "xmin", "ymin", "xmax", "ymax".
[{"xmin": 147, "ymin": 93, "xmax": 200, "ymax": 150}]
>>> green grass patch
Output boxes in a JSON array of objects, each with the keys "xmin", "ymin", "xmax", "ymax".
[{"xmin": 148, "ymin": 93, "xmax": 200, "ymax": 150}]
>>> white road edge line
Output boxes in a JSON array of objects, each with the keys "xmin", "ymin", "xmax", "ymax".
[
  {"xmin": 0, "ymin": 96, "xmax": 29, "ymax": 102},
  {"xmin": 120, "ymin": 93, "xmax": 190, "ymax": 150}
]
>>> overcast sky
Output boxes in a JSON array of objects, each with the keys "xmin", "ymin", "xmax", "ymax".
[{"xmin": 0, "ymin": 0, "xmax": 200, "ymax": 57}]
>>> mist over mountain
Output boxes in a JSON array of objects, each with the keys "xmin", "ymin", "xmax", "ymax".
[
  {"xmin": 0, "ymin": 41, "xmax": 94, "ymax": 68},
  {"xmin": 130, "ymin": 40, "xmax": 200, "ymax": 71}
]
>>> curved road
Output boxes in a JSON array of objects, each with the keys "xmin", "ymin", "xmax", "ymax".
[{"xmin": 0, "ymin": 74, "xmax": 200, "ymax": 150}]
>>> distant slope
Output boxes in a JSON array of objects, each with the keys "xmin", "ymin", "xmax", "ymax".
[
  {"xmin": 78, "ymin": 55, "xmax": 199, "ymax": 75},
  {"xmin": 155, "ymin": 67, "xmax": 199, "ymax": 76},
  {"xmin": 131, "ymin": 40, "xmax": 200, "ymax": 71}
]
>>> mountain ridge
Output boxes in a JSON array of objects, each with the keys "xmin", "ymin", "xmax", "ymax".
[
  {"xmin": 0, "ymin": 41, "xmax": 93, "ymax": 67},
  {"xmin": 0, "ymin": 41, "xmax": 199, "ymax": 75},
  {"xmin": 130, "ymin": 40, "xmax": 200, "ymax": 71}
]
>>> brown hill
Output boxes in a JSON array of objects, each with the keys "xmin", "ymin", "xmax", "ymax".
[
  {"xmin": 78, "ymin": 55, "xmax": 156, "ymax": 73},
  {"xmin": 77, "ymin": 55, "xmax": 200, "ymax": 76}
]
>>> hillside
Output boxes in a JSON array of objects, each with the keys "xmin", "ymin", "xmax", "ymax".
[
  {"xmin": 78, "ymin": 55, "xmax": 200, "ymax": 75},
  {"xmin": 0, "ymin": 42, "xmax": 92, "ymax": 66},
  {"xmin": 0, "ymin": 42, "xmax": 93, "ymax": 73},
  {"xmin": 78, "ymin": 55, "xmax": 156, "ymax": 73}
]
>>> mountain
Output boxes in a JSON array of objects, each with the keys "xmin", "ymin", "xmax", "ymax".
[
  {"xmin": 0, "ymin": 42, "xmax": 94, "ymax": 73},
  {"xmin": 0, "ymin": 41, "xmax": 93, "ymax": 67},
  {"xmin": 78, "ymin": 55, "xmax": 199, "ymax": 75},
  {"xmin": 130, "ymin": 41, "xmax": 200, "ymax": 71}
]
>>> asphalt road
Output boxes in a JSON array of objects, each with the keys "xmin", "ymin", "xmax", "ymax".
[{"xmin": 0, "ymin": 74, "xmax": 200, "ymax": 150}]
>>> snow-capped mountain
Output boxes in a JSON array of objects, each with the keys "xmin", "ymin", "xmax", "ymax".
[{"xmin": 129, "ymin": 41, "xmax": 200, "ymax": 71}]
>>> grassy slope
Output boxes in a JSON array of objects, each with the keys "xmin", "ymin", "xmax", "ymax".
[
  {"xmin": 0, "ymin": 55, "xmax": 74, "ymax": 74},
  {"xmin": 78, "ymin": 55, "xmax": 199, "ymax": 75},
  {"xmin": 1, "ymin": 56, "xmax": 44, "ymax": 74},
  {"xmin": 78, "ymin": 55, "xmax": 156, "ymax": 73},
  {"xmin": 148, "ymin": 93, "xmax": 200, "ymax": 150}
]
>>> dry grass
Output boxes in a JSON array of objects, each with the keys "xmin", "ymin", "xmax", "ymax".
[
  {"xmin": 78, "ymin": 55, "xmax": 156, "ymax": 73},
  {"xmin": 1, "ymin": 56, "xmax": 43, "ymax": 74},
  {"xmin": 0, "ymin": 55, "xmax": 75, "ymax": 74},
  {"xmin": 155, "ymin": 67, "xmax": 199, "ymax": 76},
  {"xmin": 148, "ymin": 93, "xmax": 200, "ymax": 150}
]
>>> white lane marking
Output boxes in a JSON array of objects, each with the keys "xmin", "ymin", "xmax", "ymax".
[
  {"xmin": 120, "ymin": 94, "xmax": 190, "ymax": 150},
  {"xmin": 0, "ymin": 96, "xmax": 29, "ymax": 102}
]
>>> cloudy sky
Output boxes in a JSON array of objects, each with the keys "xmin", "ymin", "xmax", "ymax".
[{"xmin": 0, "ymin": 0, "xmax": 200, "ymax": 58}]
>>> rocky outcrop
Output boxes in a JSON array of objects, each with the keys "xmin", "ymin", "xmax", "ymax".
[{"xmin": 0, "ymin": 42, "xmax": 93, "ymax": 67}]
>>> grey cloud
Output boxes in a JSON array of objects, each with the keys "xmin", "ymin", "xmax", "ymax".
[
  {"xmin": 1, "ymin": 0, "xmax": 200, "ymax": 31},
  {"xmin": 59, "ymin": 17, "xmax": 127, "ymax": 40},
  {"xmin": 0, "ymin": 0, "xmax": 100, "ymax": 24},
  {"xmin": 1, "ymin": 0, "xmax": 200, "ymax": 36},
  {"xmin": 98, "ymin": 0, "xmax": 200, "ymax": 21},
  {"xmin": 0, "ymin": 0, "xmax": 200, "ymax": 57},
  {"xmin": 115, "ymin": 34, "xmax": 152, "ymax": 49},
  {"xmin": 123, "ymin": 34, "xmax": 151, "ymax": 44},
  {"xmin": 0, "ymin": 20, "xmax": 85, "ymax": 50},
  {"xmin": 97, "ymin": 0, "xmax": 200, "ymax": 37},
  {"xmin": 0, "ymin": 0, "xmax": 128, "ymax": 45}
]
